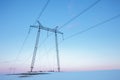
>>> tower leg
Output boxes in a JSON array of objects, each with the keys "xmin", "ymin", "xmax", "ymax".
[
  {"xmin": 55, "ymin": 32, "xmax": 60, "ymax": 72},
  {"xmin": 30, "ymin": 28, "xmax": 40, "ymax": 72}
]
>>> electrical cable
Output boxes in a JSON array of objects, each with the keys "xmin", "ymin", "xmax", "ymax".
[
  {"xmin": 32, "ymin": 0, "xmax": 51, "ymax": 49},
  {"xmin": 14, "ymin": 27, "xmax": 31, "ymax": 61},
  {"xmin": 58, "ymin": 0, "xmax": 101, "ymax": 30},
  {"xmin": 9, "ymin": 27, "xmax": 31, "ymax": 73},
  {"xmin": 35, "ymin": 0, "xmax": 101, "ymax": 70},
  {"xmin": 36, "ymin": 0, "xmax": 50, "ymax": 21},
  {"xmin": 64, "ymin": 14, "xmax": 120, "ymax": 40},
  {"xmin": 37, "ymin": 0, "xmax": 100, "ymax": 49}
]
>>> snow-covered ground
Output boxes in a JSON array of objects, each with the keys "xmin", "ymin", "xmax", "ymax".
[{"xmin": 0, "ymin": 70, "xmax": 120, "ymax": 80}]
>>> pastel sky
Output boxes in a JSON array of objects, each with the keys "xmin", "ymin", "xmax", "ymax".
[{"xmin": 0, "ymin": 0, "xmax": 120, "ymax": 73}]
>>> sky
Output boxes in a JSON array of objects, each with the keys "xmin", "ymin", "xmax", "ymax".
[{"xmin": 0, "ymin": 0, "xmax": 120, "ymax": 73}]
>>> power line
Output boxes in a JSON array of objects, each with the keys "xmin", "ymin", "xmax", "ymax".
[
  {"xmin": 42, "ymin": 0, "xmax": 101, "ymax": 47},
  {"xmin": 36, "ymin": 0, "xmax": 50, "ymax": 21},
  {"xmin": 16, "ymin": 0, "xmax": 50, "ymax": 72},
  {"xmin": 9, "ymin": 27, "xmax": 31, "ymax": 73},
  {"xmin": 16, "ymin": 0, "xmax": 50, "ymax": 55},
  {"xmin": 10, "ymin": 0, "xmax": 50, "ymax": 71},
  {"xmin": 36, "ymin": 0, "xmax": 100, "ymax": 49},
  {"xmin": 31, "ymin": 0, "xmax": 50, "ymax": 49},
  {"xmin": 58, "ymin": 0, "xmax": 101, "ymax": 30},
  {"xmin": 64, "ymin": 14, "xmax": 120, "ymax": 40},
  {"xmin": 37, "ymin": 0, "xmax": 101, "ymax": 61},
  {"xmin": 14, "ymin": 27, "xmax": 31, "ymax": 61}
]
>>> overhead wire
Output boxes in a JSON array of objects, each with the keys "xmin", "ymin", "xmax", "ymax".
[
  {"xmin": 32, "ymin": 0, "xmax": 50, "ymax": 25},
  {"xmin": 29, "ymin": 0, "xmax": 51, "ymax": 71},
  {"xmin": 58, "ymin": 0, "xmax": 101, "ymax": 30},
  {"xmin": 11, "ymin": 0, "xmax": 120, "ymax": 72},
  {"xmin": 43, "ymin": 0, "xmax": 101, "ymax": 48},
  {"xmin": 10, "ymin": 0, "xmax": 50, "ymax": 72},
  {"xmin": 30, "ymin": 0, "xmax": 120, "ymax": 71},
  {"xmin": 64, "ymin": 14, "xmax": 120, "ymax": 40},
  {"xmin": 36, "ymin": 0, "xmax": 101, "ymax": 46},
  {"xmin": 56, "ymin": 13, "xmax": 120, "ymax": 71},
  {"xmin": 28, "ymin": 0, "xmax": 50, "ymax": 55},
  {"xmin": 35, "ymin": 0, "xmax": 101, "ymax": 71},
  {"xmin": 32, "ymin": 0, "xmax": 51, "ymax": 62},
  {"xmin": 14, "ymin": 27, "xmax": 31, "ymax": 62},
  {"xmin": 36, "ymin": 0, "xmax": 50, "ymax": 22},
  {"xmin": 34, "ymin": 0, "xmax": 51, "ymax": 47},
  {"xmin": 9, "ymin": 27, "xmax": 31, "ymax": 73}
]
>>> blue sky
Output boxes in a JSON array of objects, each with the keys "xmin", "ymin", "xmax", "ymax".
[{"xmin": 0, "ymin": 0, "xmax": 120, "ymax": 73}]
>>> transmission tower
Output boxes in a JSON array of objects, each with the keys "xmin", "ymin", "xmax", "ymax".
[{"xmin": 30, "ymin": 21, "xmax": 63, "ymax": 72}]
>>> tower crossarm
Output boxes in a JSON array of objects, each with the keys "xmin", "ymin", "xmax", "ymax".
[
  {"xmin": 30, "ymin": 21, "xmax": 63, "ymax": 34},
  {"xmin": 30, "ymin": 25, "xmax": 63, "ymax": 34}
]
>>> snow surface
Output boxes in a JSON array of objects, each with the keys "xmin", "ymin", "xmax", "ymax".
[{"xmin": 0, "ymin": 70, "xmax": 120, "ymax": 80}]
